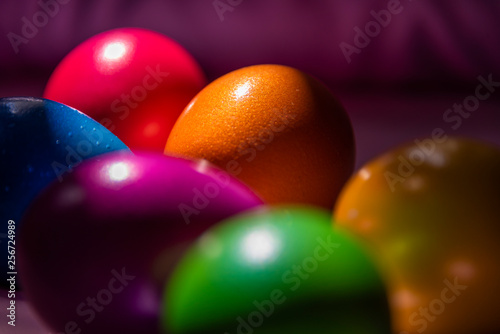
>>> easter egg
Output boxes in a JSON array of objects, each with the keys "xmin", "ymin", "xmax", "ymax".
[
  {"xmin": 162, "ymin": 206, "xmax": 390, "ymax": 334},
  {"xmin": 44, "ymin": 28, "xmax": 206, "ymax": 151},
  {"xmin": 0, "ymin": 97, "xmax": 128, "ymax": 286},
  {"xmin": 18, "ymin": 152, "xmax": 262, "ymax": 334},
  {"xmin": 334, "ymin": 137, "xmax": 500, "ymax": 334},
  {"xmin": 165, "ymin": 64, "xmax": 355, "ymax": 210}
]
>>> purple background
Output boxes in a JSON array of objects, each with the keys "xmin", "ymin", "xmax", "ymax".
[
  {"xmin": 1, "ymin": 0, "xmax": 500, "ymax": 167},
  {"xmin": 0, "ymin": 0, "xmax": 499, "ymax": 332}
]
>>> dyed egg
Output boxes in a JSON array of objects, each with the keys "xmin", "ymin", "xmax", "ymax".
[
  {"xmin": 0, "ymin": 97, "xmax": 128, "ymax": 287},
  {"xmin": 18, "ymin": 153, "xmax": 263, "ymax": 334},
  {"xmin": 162, "ymin": 206, "xmax": 390, "ymax": 334},
  {"xmin": 334, "ymin": 137, "xmax": 500, "ymax": 334},
  {"xmin": 165, "ymin": 64, "xmax": 355, "ymax": 209},
  {"xmin": 44, "ymin": 28, "xmax": 206, "ymax": 151}
]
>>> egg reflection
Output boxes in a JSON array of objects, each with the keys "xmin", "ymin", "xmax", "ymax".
[
  {"xmin": 194, "ymin": 159, "xmax": 211, "ymax": 175},
  {"xmin": 404, "ymin": 175, "xmax": 426, "ymax": 192},
  {"xmin": 233, "ymin": 81, "xmax": 251, "ymax": 100},
  {"xmin": 101, "ymin": 160, "xmax": 138, "ymax": 189},
  {"xmin": 102, "ymin": 41, "xmax": 127, "ymax": 60},
  {"xmin": 448, "ymin": 259, "xmax": 476, "ymax": 281},
  {"xmin": 392, "ymin": 287, "xmax": 420, "ymax": 309},
  {"xmin": 108, "ymin": 162, "xmax": 131, "ymax": 181},
  {"xmin": 143, "ymin": 122, "xmax": 161, "ymax": 138},
  {"xmin": 359, "ymin": 168, "xmax": 371, "ymax": 180},
  {"xmin": 425, "ymin": 150, "xmax": 447, "ymax": 168},
  {"xmin": 241, "ymin": 229, "xmax": 280, "ymax": 264},
  {"xmin": 95, "ymin": 38, "xmax": 134, "ymax": 74}
]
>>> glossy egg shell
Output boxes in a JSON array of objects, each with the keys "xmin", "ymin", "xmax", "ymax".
[
  {"xmin": 44, "ymin": 27, "xmax": 206, "ymax": 151},
  {"xmin": 165, "ymin": 64, "xmax": 355, "ymax": 210},
  {"xmin": 18, "ymin": 152, "xmax": 263, "ymax": 334},
  {"xmin": 0, "ymin": 97, "xmax": 128, "ymax": 286},
  {"xmin": 163, "ymin": 206, "xmax": 390, "ymax": 334},
  {"xmin": 334, "ymin": 137, "xmax": 500, "ymax": 334}
]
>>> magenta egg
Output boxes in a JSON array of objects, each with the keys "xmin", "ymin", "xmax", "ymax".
[{"xmin": 18, "ymin": 152, "xmax": 263, "ymax": 334}]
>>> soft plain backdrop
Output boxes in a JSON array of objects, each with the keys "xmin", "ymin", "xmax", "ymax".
[
  {"xmin": 1, "ymin": 0, "xmax": 500, "ymax": 167},
  {"xmin": 0, "ymin": 1, "xmax": 500, "ymax": 332}
]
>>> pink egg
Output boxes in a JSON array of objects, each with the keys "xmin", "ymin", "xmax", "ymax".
[
  {"xmin": 18, "ymin": 152, "xmax": 262, "ymax": 334},
  {"xmin": 44, "ymin": 28, "xmax": 206, "ymax": 151}
]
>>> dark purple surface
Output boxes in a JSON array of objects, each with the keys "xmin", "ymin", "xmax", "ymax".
[{"xmin": 17, "ymin": 152, "xmax": 262, "ymax": 334}]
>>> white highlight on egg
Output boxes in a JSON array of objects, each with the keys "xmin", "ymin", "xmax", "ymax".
[
  {"xmin": 195, "ymin": 159, "xmax": 211, "ymax": 175},
  {"xmin": 359, "ymin": 168, "xmax": 371, "ymax": 180},
  {"xmin": 234, "ymin": 81, "xmax": 251, "ymax": 100},
  {"xmin": 242, "ymin": 229, "xmax": 280, "ymax": 264},
  {"xmin": 108, "ymin": 162, "xmax": 130, "ymax": 181},
  {"xmin": 102, "ymin": 42, "xmax": 127, "ymax": 61}
]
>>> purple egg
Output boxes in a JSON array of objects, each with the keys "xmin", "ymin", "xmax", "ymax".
[{"xmin": 18, "ymin": 152, "xmax": 263, "ymax": 334}]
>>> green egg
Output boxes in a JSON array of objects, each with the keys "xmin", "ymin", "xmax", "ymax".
[{"xmin": 162, "ymin": 206, "xmax": 391, "ymax": 334}]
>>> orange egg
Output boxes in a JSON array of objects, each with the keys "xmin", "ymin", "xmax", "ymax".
[
  {"xmin": 165, "ymin": 64, "xmax": 355, "ymax": 209},
  {"xmin": 334, "ymin": 137, "xmax": 500, "ymax": 334}
]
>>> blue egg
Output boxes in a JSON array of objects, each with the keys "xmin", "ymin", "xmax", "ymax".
[{"xmin": 0, "ymin": 97, "xmax": 129, "ymax": 286}]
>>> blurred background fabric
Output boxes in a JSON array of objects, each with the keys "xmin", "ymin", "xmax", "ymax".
[
  {"xmin": 1, "ymin": 1, "xmax": 500, "ymax": 91},
  {"xmin": 1, "ymin": 0, "xmax": 500, "ymax": 164}
]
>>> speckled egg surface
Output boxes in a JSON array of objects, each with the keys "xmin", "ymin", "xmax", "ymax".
[{"xmin": 165, "ymin": 64, "xmax": 355, "ymax": 209}]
